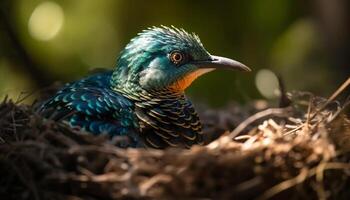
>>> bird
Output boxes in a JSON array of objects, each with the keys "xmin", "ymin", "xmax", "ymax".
[{"xmin": 38, "ymin": 26, "xmax": 251, "ymax": 149}]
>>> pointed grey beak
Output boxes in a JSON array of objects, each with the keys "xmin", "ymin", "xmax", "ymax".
[{"xmin": 193, "ymin": 55, "xmax": 251, "ymax": 72}]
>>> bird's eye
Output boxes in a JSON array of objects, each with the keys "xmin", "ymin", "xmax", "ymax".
[{"xmin": 169, "ymin": 51, "xmax": 185, "ymax": 65}]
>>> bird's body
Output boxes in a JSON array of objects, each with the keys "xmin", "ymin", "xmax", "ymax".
[
  {"xmin": 41, "ymin": 70, "xmax": 202, "ymax": 148},
  {"xmin": 39, "ymin": 26, "xmax": 250, "ymax": 148}
]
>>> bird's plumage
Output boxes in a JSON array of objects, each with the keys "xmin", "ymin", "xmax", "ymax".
[
  {"xmin": 39, "ymin": 26, "xmax": 250, "ymax": 148},
  {"xmin": 40, "ymin": 71, "xmax": 142, "ymax": 147}
]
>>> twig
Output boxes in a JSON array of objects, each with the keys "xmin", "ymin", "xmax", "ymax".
[
  {"xmin": 257, "ymin": 168, "xmax": 309, "ymax": 200},
  {"xmin": 277, "ymin": 75, "xmax": 292, "ymax": 108},
  {"xmin": 257, "ymin": 162, "xmax": 350, "ymax": 200},
  {"xmin": 327, "ymin": 77, "xmax": 350, "ymax": 103},
  {"xmin": 283, "ymin": 125, "xmax": 303, "ymax": 136},
  {"xmin": 328, "ymin": 97, "xmax": 350, "ymax": 123},
  {"xmin": 230, "ymin": 108, "xmax": 290, "ymax": 139},
  {"xmin": 309, "ymin": 77, "xmax": 350, "ymax": 121}
]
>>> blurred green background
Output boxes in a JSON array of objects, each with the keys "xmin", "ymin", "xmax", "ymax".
[{"xmin": 0, "ymin": 0, "xmax": 349, "ymax": 106}]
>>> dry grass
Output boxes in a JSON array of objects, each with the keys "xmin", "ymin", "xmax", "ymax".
[{"xmin": 0, "ymin": 79, "xmax": 349, "ymax": 200}]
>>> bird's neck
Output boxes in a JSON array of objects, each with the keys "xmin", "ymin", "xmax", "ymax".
[
  {"xmin": 111, "ymin": 83, "xmax": 185, "ymax": 103},
  {"xmin": 110, "ymin": 68, "xmax": 187, "ymax": 108}
]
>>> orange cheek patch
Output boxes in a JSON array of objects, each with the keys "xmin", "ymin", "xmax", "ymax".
[{"xmin": 169, "ymin": 69, "xmax": 214, "ymax": 92}]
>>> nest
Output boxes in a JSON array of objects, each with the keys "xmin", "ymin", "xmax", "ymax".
[{"xmin": 1, "ymin": 86, "xmax": 349, "ymax": 199}]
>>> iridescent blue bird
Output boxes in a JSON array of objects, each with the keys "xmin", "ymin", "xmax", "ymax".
[{"xmin": 39, "ymin": 26, "xmax": 251, "ymax": 148}]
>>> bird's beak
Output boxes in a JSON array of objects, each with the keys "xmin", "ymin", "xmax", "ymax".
[{"xmin": 193, "ymin": 55, "xmax": 251, "ymax": 72}]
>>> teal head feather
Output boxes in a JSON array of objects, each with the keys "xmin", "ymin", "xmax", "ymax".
[{"xmin": 111, "ymin": 26, "xmax": 250, "ymax": 96}]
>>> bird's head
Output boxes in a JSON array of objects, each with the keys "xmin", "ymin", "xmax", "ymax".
[{"xmin": 111, "ymin": 26, "xmax": 250, "ymax": 95}]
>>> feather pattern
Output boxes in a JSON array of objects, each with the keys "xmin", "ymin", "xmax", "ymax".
[
  {"xmin": 39, "ymin": 71, "xmax": 203, "ymax": 148},
  {"xmin": 39, "ymin": 71, "xmax": 142, "ymax": 147}
]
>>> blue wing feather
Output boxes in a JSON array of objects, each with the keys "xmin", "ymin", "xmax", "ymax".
[{"xmin": 38, "ymin": 71, "xmax": 141, "ymax": 147}]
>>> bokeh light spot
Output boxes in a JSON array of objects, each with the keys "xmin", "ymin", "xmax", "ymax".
[
  {"xmin": 255, "ymin": 69, "xmax": 280, "ymax": 99},
  {"xmin": 28, "ymin": 1, "xmax": 64, "ymax": 41}
]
